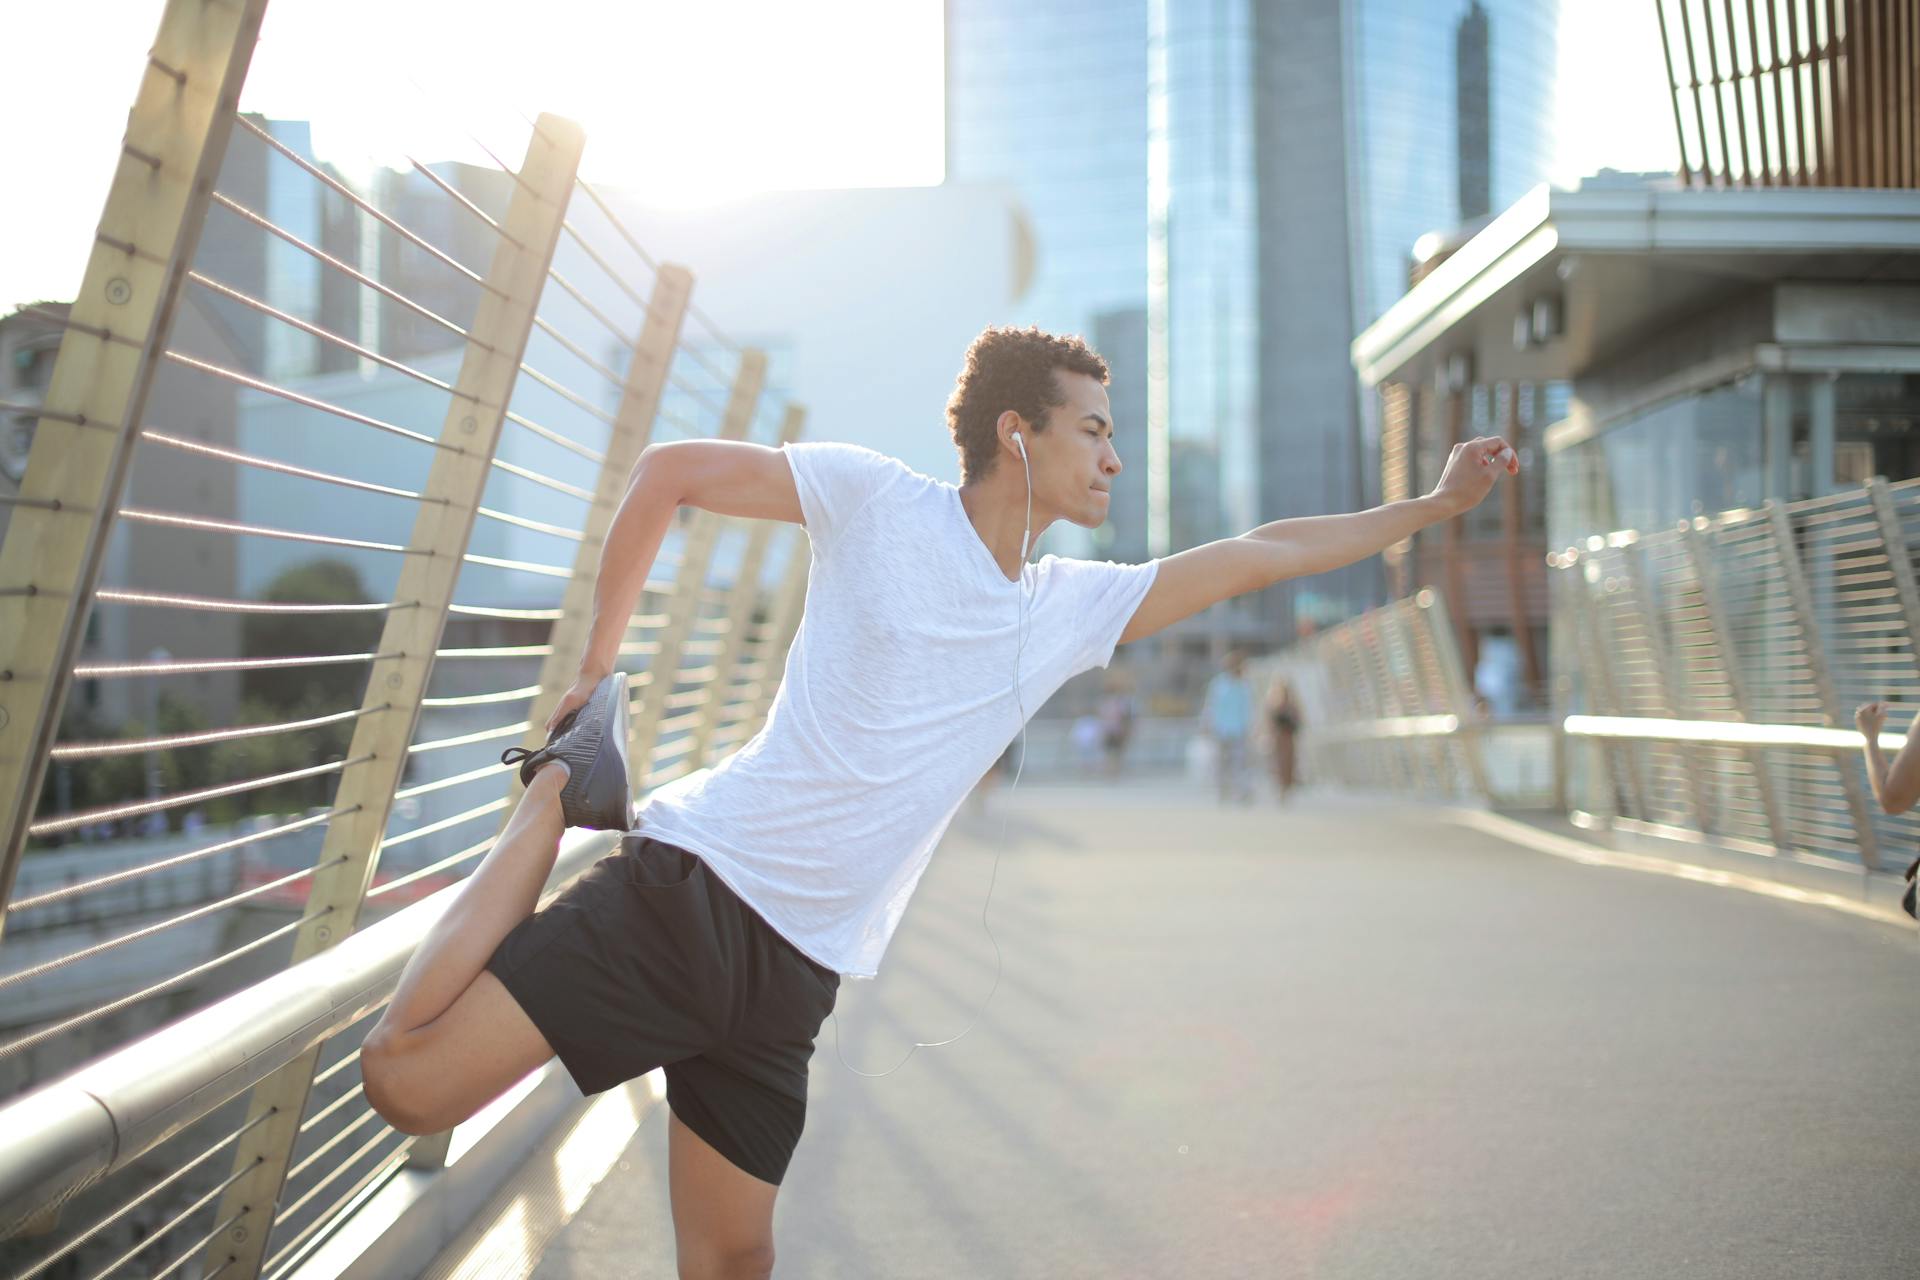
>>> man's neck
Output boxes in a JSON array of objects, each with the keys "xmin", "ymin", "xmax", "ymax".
[{"xmin": 958, "ymin": 473, "xmax": 1054, "ymax": 582}]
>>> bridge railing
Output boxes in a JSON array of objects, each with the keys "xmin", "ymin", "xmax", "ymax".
[
  {"xmin": 1551, "ymin": 479, "xmax": 1920, "ymax": 876},
  {"xmin": 1277, "ymin": 476, "xmax": 1920, "ymax": 882},
  {"xmin": 1267, "ymin": 589, "xmax": 1499, "ymax": 805},
  {"xmin": 0, "ymin": 2, "xmax": 809, "ymax": 1275}
]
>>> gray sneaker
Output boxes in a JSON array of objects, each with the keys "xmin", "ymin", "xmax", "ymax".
[{"xmin": 500, "ymin": 672, "xmax": 633, "ymax": 830}]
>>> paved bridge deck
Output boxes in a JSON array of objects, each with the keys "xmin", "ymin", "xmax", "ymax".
[{"xmin": 474, "ymin": 785, "xmax": 1918, "ymax": 1279}]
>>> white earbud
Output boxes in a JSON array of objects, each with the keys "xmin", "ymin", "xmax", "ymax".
[{"xmin": 1014, "ymin": 434, "xmax": 1032, "ymax": 561}]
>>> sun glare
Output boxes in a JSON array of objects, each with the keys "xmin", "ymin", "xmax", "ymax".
[
  {"xmin": 6, "ymin": 0, "xmax": 1682, "ymax": 310},
  {"xmin": 244, "ymin": 0, "xmax": 947, "ymax": 204},
  {"xmin": 0, "ymin": 1, "xmax": 946, "ymax": 306}
]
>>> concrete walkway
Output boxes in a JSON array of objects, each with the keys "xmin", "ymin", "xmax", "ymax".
[{"xmin": 527, "ymin": 784, "xmax": 1920, "ymax": 1279}]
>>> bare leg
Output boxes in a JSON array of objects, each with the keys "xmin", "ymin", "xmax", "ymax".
[
  {"xmin": 363, "ymin": 765, "xmax": 573, "ymax": 1133},
  {"xmin": 669, "ymin": 1112, "xmax": 779, "ymax": 1280},
  {"xmin": 375, "ymin": 763, "xmax": 568, "ymax": 1038}
]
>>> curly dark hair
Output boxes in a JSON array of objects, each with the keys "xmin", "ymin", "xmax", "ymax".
[{"xmin": 945, "ymin": 325, "xmax": 1109, "ymax": 483}]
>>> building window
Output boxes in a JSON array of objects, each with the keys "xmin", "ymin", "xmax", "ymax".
[
  {"xmin": 12, "ymin": 342, "xmax": 57, "ymax": 391},
  {"xmin": 1552, "ymin": 374, "xmax": 1767, "ymax": 541},
  {"xmin": 2, "ymin": 413, "xmax": 33, "ymax": 483},
  {"xmin": 1834, "ymin": 372, "xmax": 1920, "ymax": 486}
]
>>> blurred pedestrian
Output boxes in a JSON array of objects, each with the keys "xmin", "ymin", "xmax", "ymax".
[
  {"xmin": 1201, "ymin": 649, "xmax": 1255, "ymax": 804},
  {"xmin": 1265, "ymin": 675, "xmax": 1302, "ymax": 800},
  {"xmin": 1072, "ymin": 713, "xmax": 1104, "ymax": 773},
  {"xmin": 1854, "ymin": 700, "xmax": 1920, "ymax": 918},
  {"xmin": 1097, "ymin": 677, "xmax": 1138, "ymax": 777},
  {"xmin": 1473, "ymin": 627, "xmax": 1521, "ymax": 717}
]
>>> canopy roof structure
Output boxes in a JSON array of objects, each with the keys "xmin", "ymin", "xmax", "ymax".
[{"xmin": 1351, "ymin": 181, "xmax": 1920, "ymax": 391}]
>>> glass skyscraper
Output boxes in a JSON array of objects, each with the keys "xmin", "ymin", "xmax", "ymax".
[
  {"xmin": 945, "ymin": 0, "xmax": 1152, "ymax": 557},
  {"xmin": 949, "ymin": 1, "xmax": 1560, "ymax": 619},
  {"xmin": 946, "ymin": 1, "xmax": 1151, "ymax": 344},
  {"xmin": 1155, "ymin": 0, "xmax": 1559, "ymax": 630},
  {"xmin": 1160, "ymin": 0, "xmax": 1261, "ymax": 552},
  {"xmin": 1350, "ymin": 0, "xmax": 1559, "ymax": 326}
]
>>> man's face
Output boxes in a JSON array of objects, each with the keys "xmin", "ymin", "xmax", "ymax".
[{"xmin": 1025, "ymin": 371, "xmax": 1121, "ymax": 529}]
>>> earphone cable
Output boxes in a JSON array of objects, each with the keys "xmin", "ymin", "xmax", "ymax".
[{"xmin": 828, "ymin": 446, "xmax": 1032, "ymax": 1078}]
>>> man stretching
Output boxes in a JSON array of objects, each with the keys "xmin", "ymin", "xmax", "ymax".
[{"xmin": 362, "ymin": 325, "xmax": 1518, "ymax": 1278}]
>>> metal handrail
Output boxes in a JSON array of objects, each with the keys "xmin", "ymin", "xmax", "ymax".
[
  {"xmin": 1271, "ymin": 588, "xmax": 1491, "ymax": 802},
  {"xmin": 0, "ymin": 827, "xmax": 619, "ymax": 1238},
  {"xmin": 1564, "ymin": 714, "xmax": 1907, "ymax": 752},
  {"xmin": 1309, "ymin": 713, "xmax": 1463, "ymax": 742}
]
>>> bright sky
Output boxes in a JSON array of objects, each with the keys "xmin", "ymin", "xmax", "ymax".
[
  {"xmin": 0, "ymin": 0, "xmax": 947, "ymax": 310},
  {"xmin": 1, "ymin": 0, "xmax": 1673, "ymax": 312},
  {"xmin": 1552, "ymin": 0, "xmax": 1680, "ymax": 187}
]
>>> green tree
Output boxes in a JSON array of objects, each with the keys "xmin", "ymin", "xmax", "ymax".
[
  {"xmin": 242, "ymin": 559, "xmax": 383, "ymax": 711},
  {"xmin": 229, "ymin": 558, "xmax": 382, "ymax": 815}
]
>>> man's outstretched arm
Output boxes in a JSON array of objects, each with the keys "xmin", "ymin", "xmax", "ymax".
[{"xmin": 1118, "ymin": 435, "xmax": 1518, "ymax": 644}]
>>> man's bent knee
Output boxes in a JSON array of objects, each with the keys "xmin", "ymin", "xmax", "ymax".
[
  {"xmin": 361, "ymin": 1032, "xmax": 445, "ymax": 1137},
  {"xmin": 360, "ymin": 973, "xmax": 555, "ymax": 1137},
  {"xmin": 678, "ymin": 1241, "xmax": 775, "ymax": 1280},
  {"xmin": 360, "ymin": 1035, "xmax": 413, "ymax": 1133}
]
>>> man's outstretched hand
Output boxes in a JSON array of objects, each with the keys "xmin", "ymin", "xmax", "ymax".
[{"xmin": 1429, "ymin": 436, "xmax": 1520, "ymax": 517}]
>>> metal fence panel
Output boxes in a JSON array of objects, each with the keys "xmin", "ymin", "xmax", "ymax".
[{"xmin": 1545, "ymin": 476, "xmax": 1920, "ymax": 871}]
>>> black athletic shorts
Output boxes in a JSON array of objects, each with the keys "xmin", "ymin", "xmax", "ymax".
[{"xmin": 484, "ymin": 834, "xmax": 840, "ymax": 1186}]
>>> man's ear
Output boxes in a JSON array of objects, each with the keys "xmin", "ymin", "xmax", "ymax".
[{"xmin": 995, "ymin": 409, "xmax": 1025, "ymax": 455}]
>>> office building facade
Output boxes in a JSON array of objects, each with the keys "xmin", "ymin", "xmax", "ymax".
[{"xmin": 949, "ymin": 1, "xmax": 1559, "ymax": 634}]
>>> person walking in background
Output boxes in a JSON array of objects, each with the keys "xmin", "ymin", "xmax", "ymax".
[
  {"xmin": 1096, "ymin": 676, "xmax": 1138, "ymax": 777},
  {"xmin": 1854, "ymin": 699, "xmax": 1920, "ymax": 918},
  {"xmin": 1201, "ymin": 649, "xmax": 1255, "ymax": 804},
  {"xmin": 1265, "ymin": 675, "xmax": 1303, "ymax": 801},
  {"xmin": 1473, "ymin": 627, "xmax": 1521, "ymax": 717},
  {"xmin": 1072, "ymin": 712, "xmax": 1105, "ymax": 774}
]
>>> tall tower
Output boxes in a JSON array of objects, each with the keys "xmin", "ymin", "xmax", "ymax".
[
  {"xmin": 1456, "ymin": 1, "xmax": 1492, "ymax": 220},
  {"xmin": 945, "ymin": 0, "xmax": 1151, "ymax": 555},
  {"xmin": 944, "ymin": 1, "xmax": 1150, "ymax": 347},
  {"xmin": 1157, "ymin": 0, "xmax": 1560, "ymax": 635},
  {"xmin": 945, "ymin": 0, "xmax": 1560, "ymax": 627}
]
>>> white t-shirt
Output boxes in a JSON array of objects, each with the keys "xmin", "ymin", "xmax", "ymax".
[{"xmin": 633, "ymin": 441, "xmax": 1160, "ymax": 979}]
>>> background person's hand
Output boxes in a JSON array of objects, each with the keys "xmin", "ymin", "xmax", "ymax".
[
  {"xmin": 1430, "ymin": 436, "xmax": 1519, "ymax": 516},
  {"xmin": 1856, "ymin": 700, "xmax": 1890, "ymax": 738}
]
